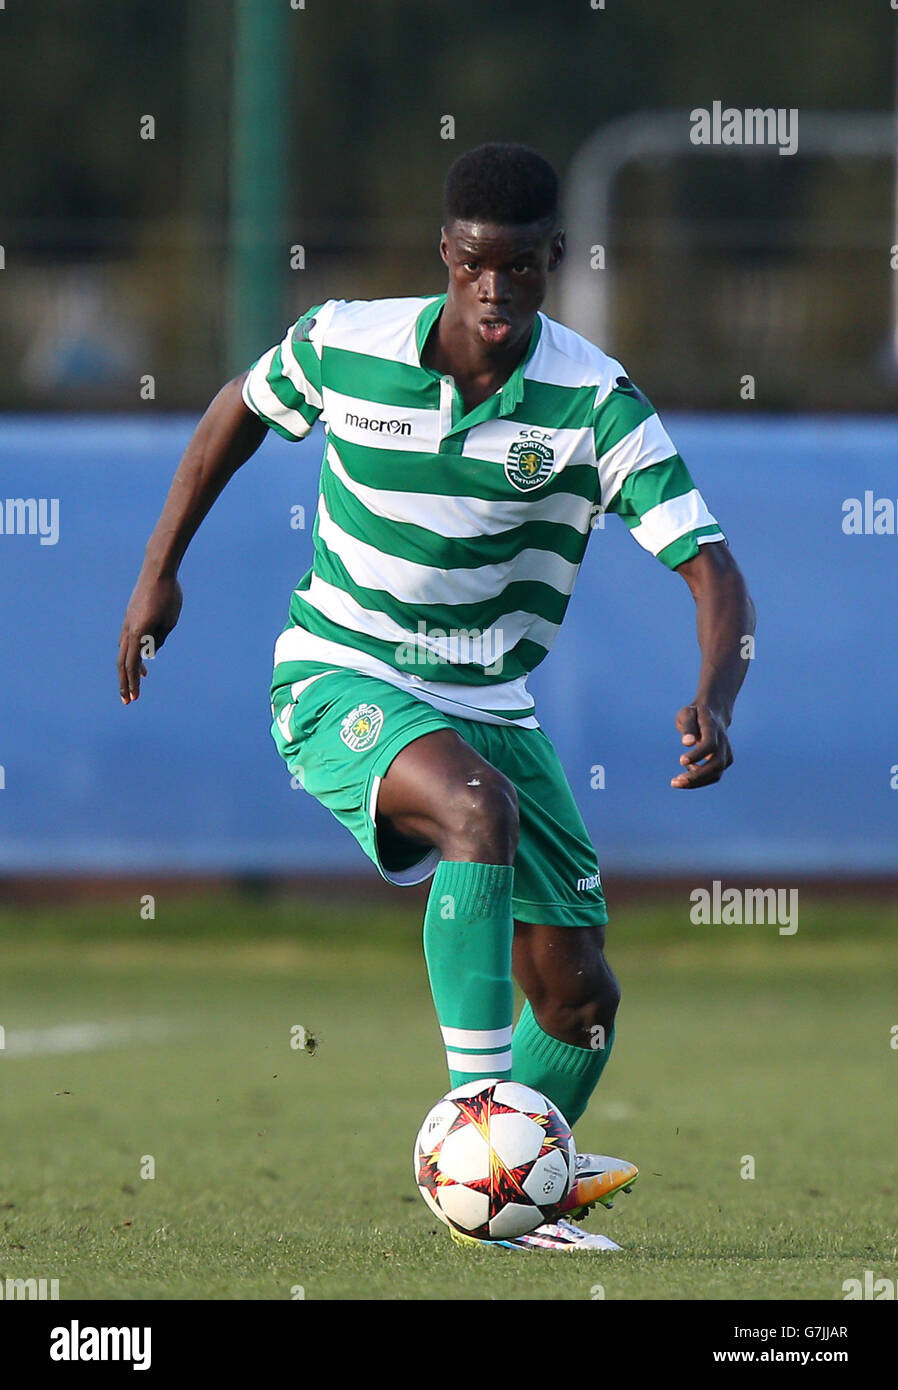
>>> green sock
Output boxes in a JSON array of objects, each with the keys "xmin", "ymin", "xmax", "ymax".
[
  {"xmin": 512, "ymin": 1000, "xmax": 616, "ymax": 1126},
  {"xmin": 423, "ymin": 860, "xmax": 514, "ymax": 1090}
]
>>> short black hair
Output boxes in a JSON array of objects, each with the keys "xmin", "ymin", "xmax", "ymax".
[{"xmin": 444, "ymin": 143, "xmax": 559, "ymax": 228}]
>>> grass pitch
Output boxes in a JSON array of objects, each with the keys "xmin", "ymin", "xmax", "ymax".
[{"xmin": 0, "ymin": 892, "xmax": 895, "ymax": 1300}]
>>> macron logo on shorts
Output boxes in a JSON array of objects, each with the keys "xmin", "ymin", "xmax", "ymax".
[
  {"xmin": 576, "ymin": 872, "xmax": 601, "ymax": 892},
  {"xmin": 339, "ymin": 703, "xmax": 384, "ymax": 752}
]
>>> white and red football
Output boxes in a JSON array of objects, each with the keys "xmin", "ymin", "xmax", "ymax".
[{"xmin": 413, "ymin": 1078, "xmax": 575, "ymax": 1241}]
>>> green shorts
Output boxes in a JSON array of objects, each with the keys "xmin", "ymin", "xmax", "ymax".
[{"xmin": 270, "ymin": 667, "xmax": 608, "ymax": 928}]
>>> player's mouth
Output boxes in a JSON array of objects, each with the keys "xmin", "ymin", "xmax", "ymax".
[{"xmin": 478, "ymin": 316, "xmax": 512, "ymax": 345}]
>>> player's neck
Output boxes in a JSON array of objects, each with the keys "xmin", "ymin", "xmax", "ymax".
[{"xmin": 423, "ymin": 302, "xmax": 533, "ymax": 396}]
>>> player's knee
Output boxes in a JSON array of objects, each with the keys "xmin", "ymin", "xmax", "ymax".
[{"xmin": 439, "ymin": 769, "xmax": 519, "ymax": 864}]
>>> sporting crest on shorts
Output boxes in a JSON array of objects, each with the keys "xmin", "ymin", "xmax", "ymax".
[
  {"xmin": 339, "ymin": 702, "xmax": 384, "ymax": 752},
  {"xmin": 504, "ymin": 438, "xmax": 555, "ymax": 492}
]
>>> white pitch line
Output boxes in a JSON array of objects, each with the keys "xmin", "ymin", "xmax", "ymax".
[{"xmin": 0, "ymin": 1019, "xmax": 170, "ymax": 1058}]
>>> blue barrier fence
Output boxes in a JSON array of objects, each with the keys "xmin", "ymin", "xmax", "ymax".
[{"xmin": 1, "ymin": 414, "xmax": 896, "ymax": 874}]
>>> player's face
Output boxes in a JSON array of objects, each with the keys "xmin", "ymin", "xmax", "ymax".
[{"xmin": 440, "ymin": 219, "xmax": 565, "ymax": 353}]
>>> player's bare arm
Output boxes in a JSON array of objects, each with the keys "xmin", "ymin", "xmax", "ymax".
[
  {"xmin": 118, "ymin": 375, "xmax": 268, "ymax": 704},
  {"xmin": 670, "ymin": 540, "xmax": 755, "ymax": 789}
]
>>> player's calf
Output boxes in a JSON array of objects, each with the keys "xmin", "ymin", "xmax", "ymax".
[
  {"xmin": 515, "ymin": 923, "xmax": 620, "ymax": 1049},
  {"xmin": 534, "ymin": 962, "xmax": 621, "ymax": 1051}
]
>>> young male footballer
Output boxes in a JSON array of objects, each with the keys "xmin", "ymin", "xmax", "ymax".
[{"xmin": 119, "ymin": 143, "xmax": 754, "ymax": 1251}]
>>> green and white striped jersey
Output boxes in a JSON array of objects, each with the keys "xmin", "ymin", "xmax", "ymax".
[{"xmin": 242, "ymin": 294, "xmax": 725, "ymax": 727}]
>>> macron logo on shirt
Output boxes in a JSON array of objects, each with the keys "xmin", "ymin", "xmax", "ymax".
[{"xmin": 344, "ymin": 412, "xmax": 411, "ymax": 437}]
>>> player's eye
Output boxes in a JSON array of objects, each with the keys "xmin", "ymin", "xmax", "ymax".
[
  {"xmin": 462, "ymin": 260, "xmax": 479, "ymax": 272},
  {"xmin": 512, "ymin": 263, "xmax": 531, "ymax": 274}
]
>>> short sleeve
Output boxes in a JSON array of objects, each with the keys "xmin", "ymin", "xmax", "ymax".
[
  {"xmin": 241, "ymin": 303, "xmax": 328, "ymax": 442},
  {"xmin": 593, "ymin": 372, "xmax": 726, "ymax": 569}
]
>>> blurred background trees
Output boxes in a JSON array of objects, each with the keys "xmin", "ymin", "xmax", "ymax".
[{"xmin": 0, "ymin": 0, "xmax": 894, "ymax": 410}]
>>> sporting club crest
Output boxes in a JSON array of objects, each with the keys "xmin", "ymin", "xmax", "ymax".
[
  {"xmin": 339, "ymin": 702, "xmax": 384, "ymax": 752},
  {"xmin": 504, "ymin": 438, "xmax": 555, "ymax": 492}
]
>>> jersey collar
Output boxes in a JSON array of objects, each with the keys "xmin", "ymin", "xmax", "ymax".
[{"xmin": 415, "ymin": 294, "xmax": 542, "ymax": 418}]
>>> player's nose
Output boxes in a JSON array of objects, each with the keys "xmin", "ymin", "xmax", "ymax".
[{"xmin": 478, "ymin": 271, "xmax": 511, "ymax": 304}]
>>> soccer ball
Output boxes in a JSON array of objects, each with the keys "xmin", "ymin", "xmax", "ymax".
[{"xmin": 413, "ymin": 1078, "xmax": 575, "ymax": 1241}]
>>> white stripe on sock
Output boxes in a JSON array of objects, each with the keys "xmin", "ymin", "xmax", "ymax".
[{"xmin": 445, "ymin": 1048, "xmax": 513, "ymax": 1073}]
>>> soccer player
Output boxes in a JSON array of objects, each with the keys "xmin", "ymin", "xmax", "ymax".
[{"xmin": 119, "ymin": 143, "xmax": 754, "ymax": 1251}]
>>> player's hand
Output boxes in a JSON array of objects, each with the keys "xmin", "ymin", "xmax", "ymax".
[
  {"xmin": 118, "ymin": 573, "xmax": 183, "ymax": 704},
  {"xmin": 670, "ymin": 702, "xmax": 732, "ymax": 788}
]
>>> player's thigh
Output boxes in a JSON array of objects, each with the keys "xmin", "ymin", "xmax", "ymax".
[{"xmin": 377, "ymin": 726, "xmax": 519, "ymax": 854}]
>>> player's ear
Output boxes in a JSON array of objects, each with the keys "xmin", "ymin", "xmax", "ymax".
[
  {"xmin": 438, "ymin": 225, "xmax": 451, "ymax": 267},
  {"xmin": 548, "ymin": 229, "xmax": 566, "ymax": 272}
]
